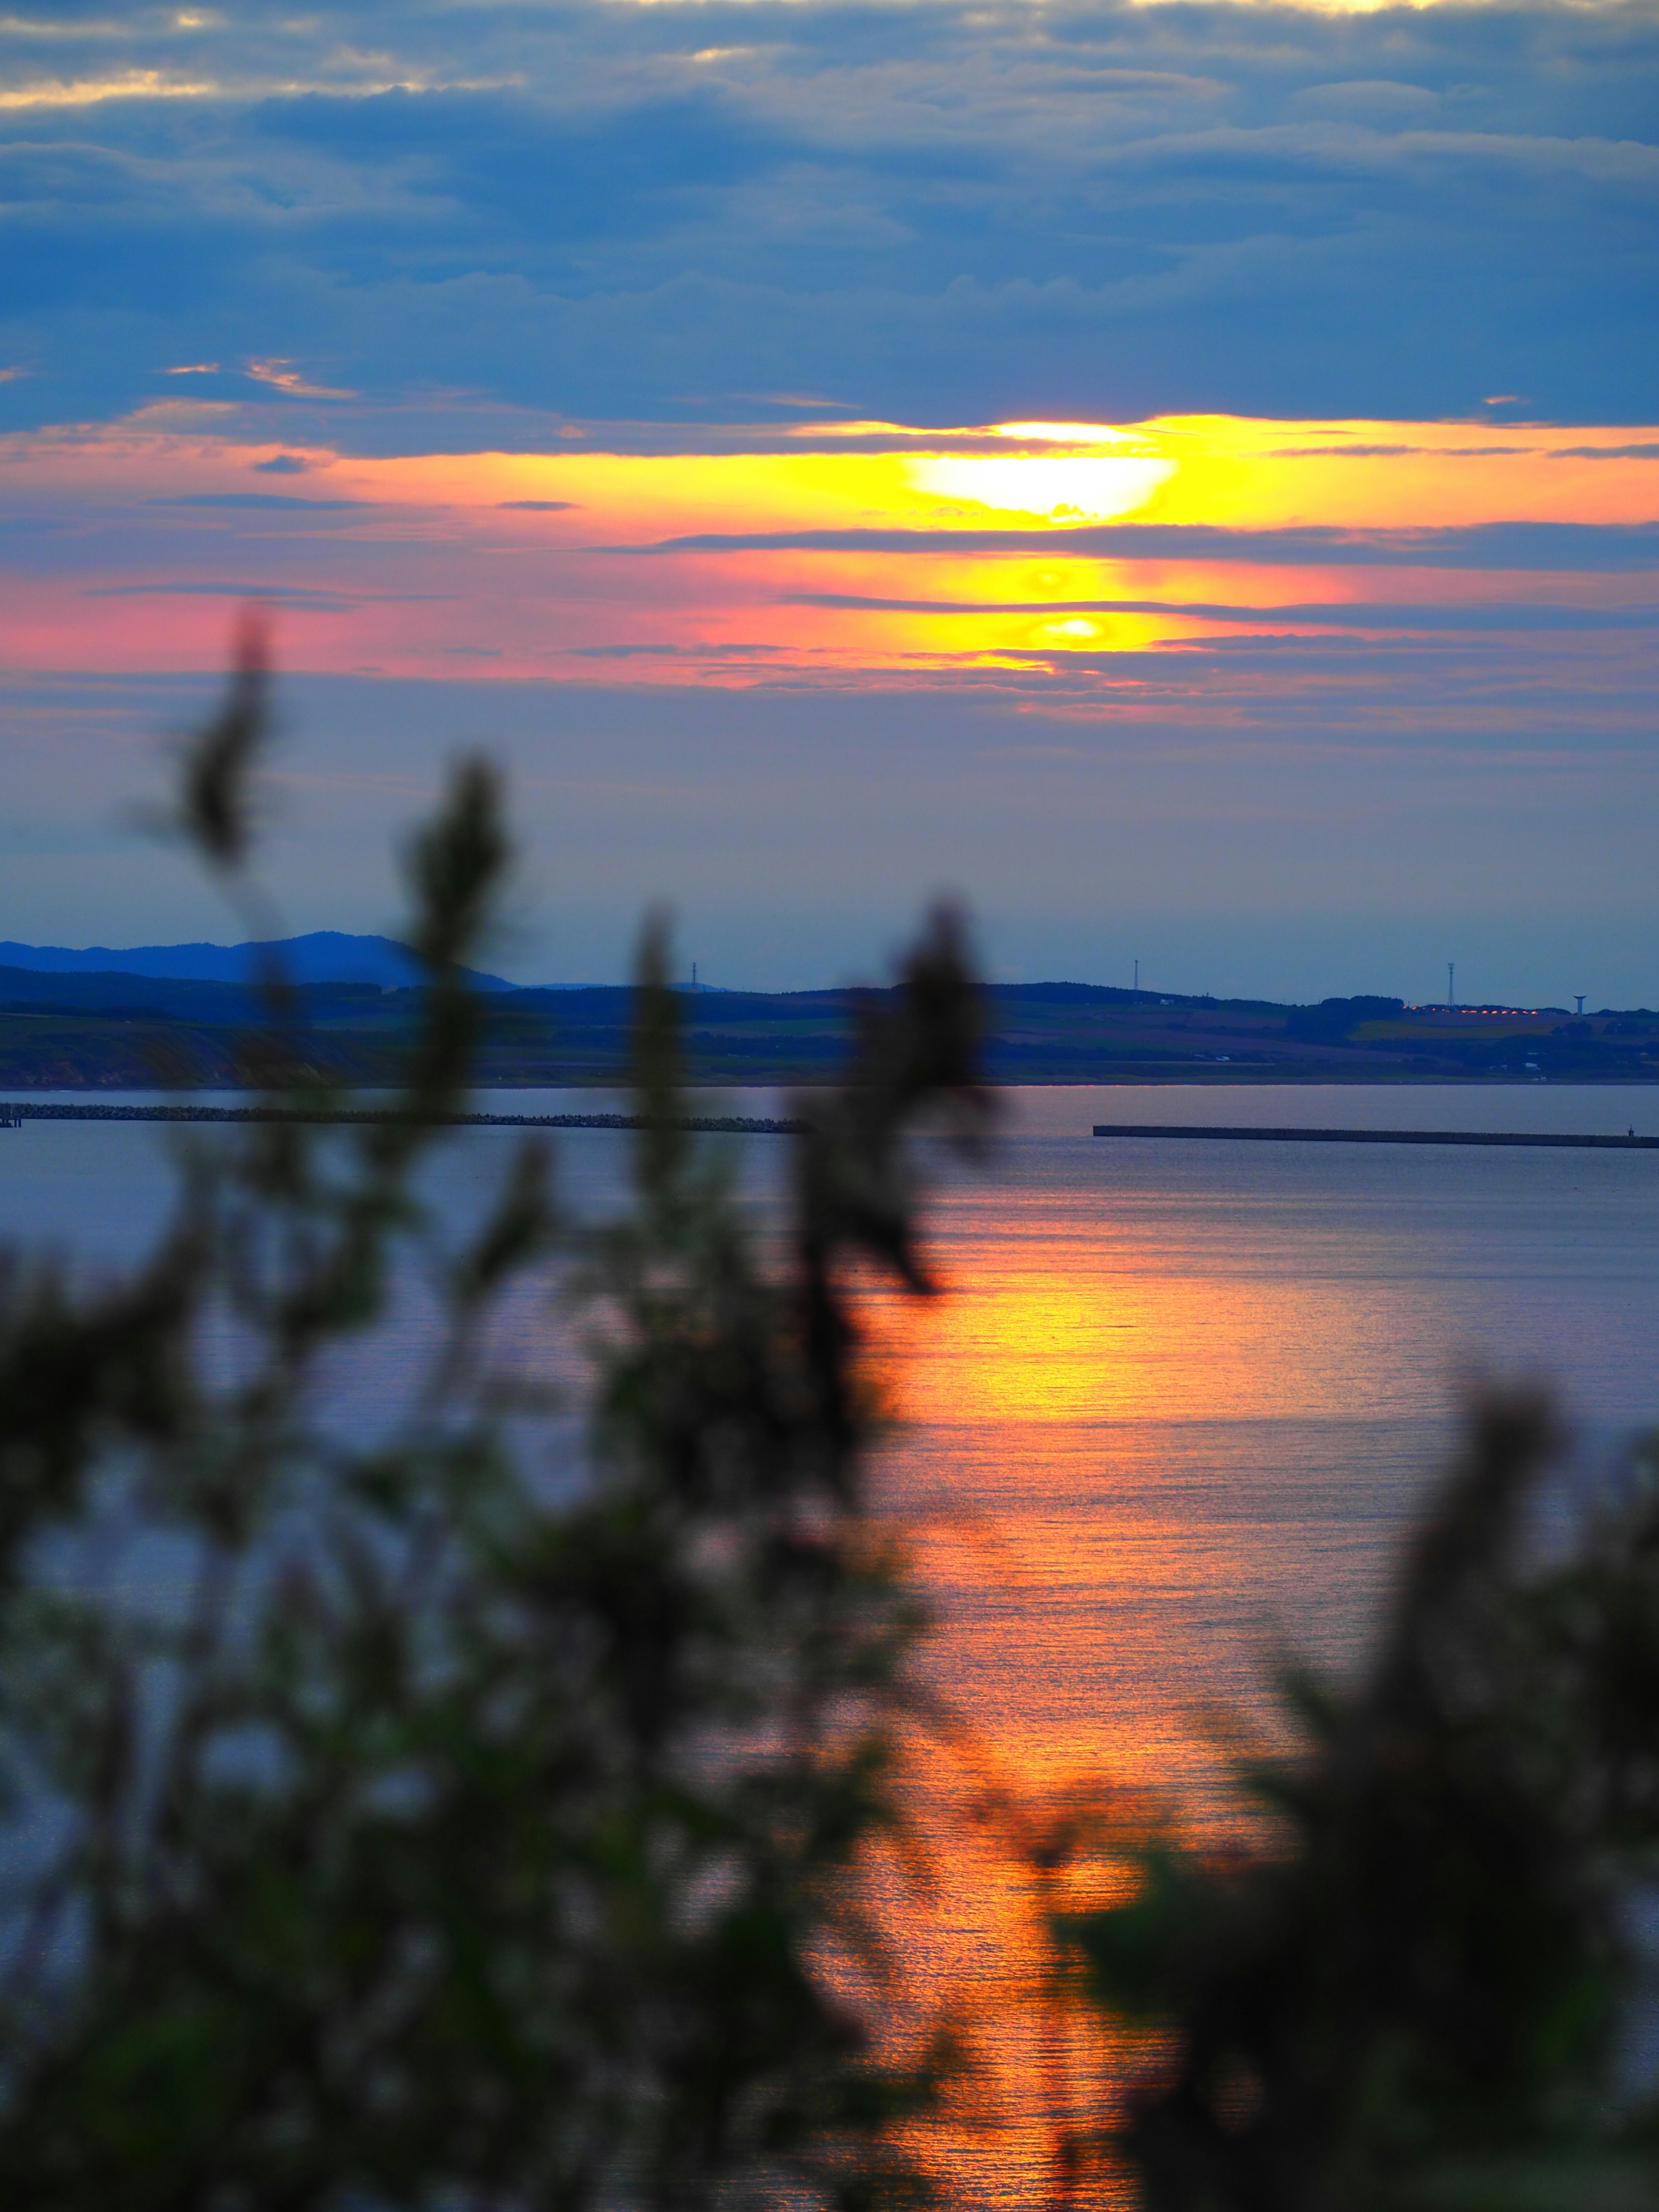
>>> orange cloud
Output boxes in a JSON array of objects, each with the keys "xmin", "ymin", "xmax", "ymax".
[{"xmin": 0, "ymin": 415, "xmax": 1652, "ymax": 687}]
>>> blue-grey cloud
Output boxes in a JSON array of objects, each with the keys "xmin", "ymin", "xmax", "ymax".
[
  {"xmin": 607, "ymin": 523, "xmax": 1659, "ymax": 570},
  {"xmin": 86, "ymin": 582, "xmax": 358, "ymax": 609},
  {"xmin": 782, "ymin": 594, "xmax": 1659, "ymax": 632},
  {"xmin": 84, "ymin": 581, "xmax": 452, "ymax": 606},
  {"xmin": 0, "ymin": 0, "xmax": 1654, "ymax": 431},
  {"xmin": 150, "ymin": 493, "xmax": 374, "ymax": 511}
]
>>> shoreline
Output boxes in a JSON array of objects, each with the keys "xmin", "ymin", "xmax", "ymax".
[{"xmin": 4, "ymin": 1074, "xmax": 1659, "ymax": 1095}]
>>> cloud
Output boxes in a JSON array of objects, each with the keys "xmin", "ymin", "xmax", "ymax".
[
  {"xmin": 86, "ymin": 580, "xmax": 356, "ymax": 610},
  {"xmin": 607, "ymin": 523, "xmax": 1659, "ymax": 572},
  {"xmin": 0, "ymin": 0, "xmax": 1649, "ymax": 1003},
  {"xmin": 783, "ymin": 594, "xmax": 1659, "ymax": 634},
  {"xmin": 0, "ymin": 0, "xmax": 1653, "ymax": 429},
  {"xmin": 0, "ymin": 16, "xmax": 148, "ymax": 41},
  {"xmin": 245, "ymin": 359, "xmax": 355, "ymax": 400},
  {"xmin": 0, "ymin": 70, "xmax": 216, "ymax": 111},
  {"xmin": 149, "ymin": 491, "xmax": 369, "ymax": 509}
]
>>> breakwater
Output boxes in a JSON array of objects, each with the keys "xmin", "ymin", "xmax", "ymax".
[
  {"xmin": 1093, "ymin": 1123, "xmax": 1657, "ymax": 1149},
  {"xmin": 0, "ymin": 1103, "xmax": 805, "ymax": 1135}
]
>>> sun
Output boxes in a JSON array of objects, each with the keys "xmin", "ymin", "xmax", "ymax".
[{"xmin": 904, "ymin": 450, "xmax": 1176, "ymax": 524}]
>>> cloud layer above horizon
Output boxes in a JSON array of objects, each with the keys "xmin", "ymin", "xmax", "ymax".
[
  {"xmin": 2, "ymin": 0, "xmax": 1656, "ymax": 431},
  {"xmin": 0, "ymin": 0, "xmax": 1656, "ymax": 1002},
  {"xmin": 6, "ymin": 413, "xmax": 1656, "ymax": 699}
]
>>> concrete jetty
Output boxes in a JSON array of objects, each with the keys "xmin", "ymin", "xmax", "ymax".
[
  {"xmin": 0, "ymin": 1103, "xmax": 805, "ymax": 1135},
  {"xmin": 1093, "ymin": 1124, "xmax": 1656, "ymax": 1150}
]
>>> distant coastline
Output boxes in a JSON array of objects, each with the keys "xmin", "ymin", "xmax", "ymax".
[{"xmin": 3, "ymin": 962, "xmax": 1656, "ymax": 1088}]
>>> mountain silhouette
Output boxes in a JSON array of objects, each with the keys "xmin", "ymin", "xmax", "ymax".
[{"xmin": 0, "ymin": 933, "xmax": 513, "ymax": 992}]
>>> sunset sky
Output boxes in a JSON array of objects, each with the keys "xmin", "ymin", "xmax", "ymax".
[{"xmin": 2, "ymin": 0, "xmax": 1656, "ymax": 998}]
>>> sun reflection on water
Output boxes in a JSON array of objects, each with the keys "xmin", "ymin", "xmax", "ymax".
[{"xmin": 850, "ymin": 1182, "xmax": 1461, "ymax": 2206}]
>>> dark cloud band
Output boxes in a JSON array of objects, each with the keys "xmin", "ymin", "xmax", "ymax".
[{"xmin": 610, "ymin": 523, "xmax": 1659, "ymax": 572}]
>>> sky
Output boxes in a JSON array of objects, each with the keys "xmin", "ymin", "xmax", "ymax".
[{"xmin": 0, "ymin": 0, "xmax": 1656, "ymax": 1001}]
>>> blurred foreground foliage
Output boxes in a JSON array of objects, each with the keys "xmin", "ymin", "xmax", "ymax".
[
  {"xmin": 9, "ymin": 634, "xmax": 1659, "ymax": 2212},
  {"xmin": 0, "ymin": 633, "xmax": 991, "ymax": 2209},
  {"xmin": 1065, "ymin": 1395, "xmax": 1659, "ymax": 2211}
]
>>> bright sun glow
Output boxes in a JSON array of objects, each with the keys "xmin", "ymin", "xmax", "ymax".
[
  {"xmin": 904, "ymin": 452, "xmax": 1177, "ymax": 522},
  {"xmin": 990, "ymin": 420, "xmax": 1145, "ymax": 445},
  {"xmin": 0, "ymin": 411, "xmax": 1653, "ymax": 683}
]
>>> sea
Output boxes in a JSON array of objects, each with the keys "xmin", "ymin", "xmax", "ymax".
[{"xmin": 6, "ymin": 1081, "xmax": 1659, "ymax": 2203}]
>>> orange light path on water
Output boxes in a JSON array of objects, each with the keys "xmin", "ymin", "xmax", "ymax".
[
  {"xmin": 0, "ymin": 413, "xmax": 1652, "ymax": 687},
  {"xmin": 839, "ymin": 1164, "xmax": 1470, "ymax": 2206}
]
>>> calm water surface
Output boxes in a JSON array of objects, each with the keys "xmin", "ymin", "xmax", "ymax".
[
  {"xmin": 870, "ymin": 1088, "xmax": 1659, "ymax": 2200},
  {"xmin": 898, "ymin": 1084, "xmax": 1659, "ymax": 1789},
  {"xmin": 6, "ymin": 1083, "xmax": 1659, "ymax": 2203}
]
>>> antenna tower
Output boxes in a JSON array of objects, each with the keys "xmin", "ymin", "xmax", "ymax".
[{"xmin": 1447, "ymin": 961, "xmax": 1455, "ymax": 1008}]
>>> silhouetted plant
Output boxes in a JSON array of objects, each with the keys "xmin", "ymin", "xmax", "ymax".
[
  {"xmin": 0, "ymin": 639, "xmax": 990, "ymax": 2209},
  {"xmin": 1066, "ymin": 1392, "xmax": 1659, "ymax": 2211}
]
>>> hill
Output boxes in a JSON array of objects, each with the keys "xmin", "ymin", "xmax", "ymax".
[
  {"xmin": 1, "ymin": 979, "xmax": 1656, "ymax": 1090},
  {"xmin": 0, "ymin": 933, "xmax": 511, "ymax": 993}
]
